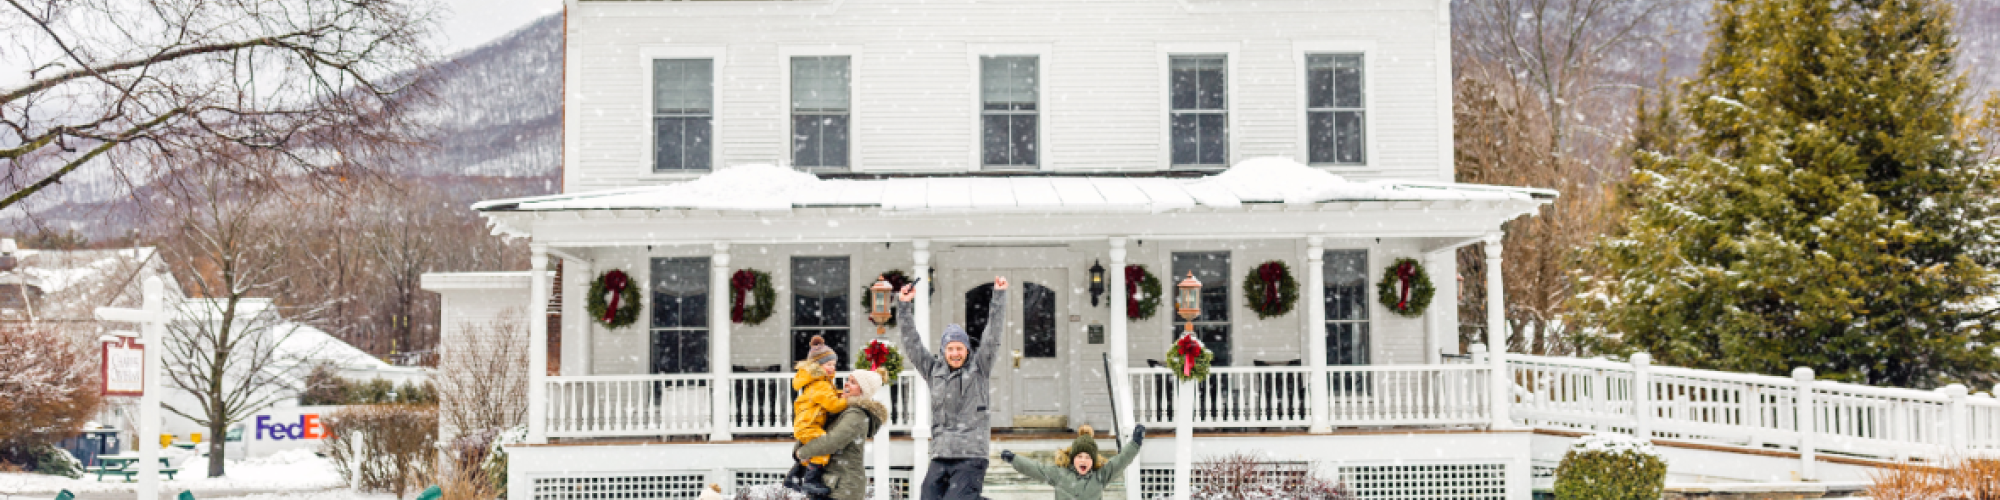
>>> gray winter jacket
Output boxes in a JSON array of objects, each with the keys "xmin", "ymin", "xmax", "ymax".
[{"xmin": 897, "ymin": 289, "xmax": 1007, "ymax": 459}]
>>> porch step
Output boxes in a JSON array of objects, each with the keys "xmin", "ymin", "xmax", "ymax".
[{"xmin": 982, "ymin": 450, "xmax": 1128, "ymax": 500}]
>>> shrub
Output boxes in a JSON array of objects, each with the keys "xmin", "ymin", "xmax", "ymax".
[
  {"xmin": 1192, "ymin": 452, "xmax": 1350, "ymax": 500},
  {"xmin": 0, "ymin": 444, "xmax": 82, "ymax": 478},
  {"xmin": 1552, "ymin": 433, "xmax": 1666, "ymax": 500},
  {"xmin": 1866, "ymin": 457, "xmax": 2000, "ymax": 500},
  {"xmin": 323, "ymin": 404, "xmax": 439, "ymax": 497},
  {"xmin": 299, "ymin": 364, "xmax": 439, "ymax": 406},
  {"xmin": 0, "ymin": 326, "xmax": 103, "ymax": 455}
]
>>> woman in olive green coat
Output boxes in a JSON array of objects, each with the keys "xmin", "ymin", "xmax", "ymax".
[{"xmin": 997, "ymin": 425, "xmax": 1145, "ymax": 500}]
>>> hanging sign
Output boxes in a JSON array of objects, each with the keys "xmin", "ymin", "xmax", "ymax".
[{"xmin": 102, "ymin": 334, "xmax": 144, "ymax": 397}]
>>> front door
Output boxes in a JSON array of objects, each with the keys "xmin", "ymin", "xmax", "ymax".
[{"xmin": 945, "ymin": 269, "xmax": 1069, "ymax": 429}]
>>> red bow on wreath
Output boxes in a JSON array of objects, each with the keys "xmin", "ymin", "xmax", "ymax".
[
  {"xmin": 1125, "ymin": 265, "xmax": 1145, "ymax": 319},
  {"xmin": 600, "ymin": 270, "xmax": 630, "ymax": 323},
  {"xmin": 1257, "ymin": 262, "xmax": 1285, "ymax": 314},
  {"xmin": 1175, "ymin": 335, "xmax": 1204, "ymax": 378},
  {"xmin": 1395, "ymin": 261, "xmax": 1418, "ymax": 310},
  {"xmin": 730, "ymin": 270, "xmax": 758, "ymax": 323},
  {"xmin": 864, "ymin": 340, "xmax": 891, "ymax": 371}
]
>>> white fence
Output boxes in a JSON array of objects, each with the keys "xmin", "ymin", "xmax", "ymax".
[
  {"xmin": 545, "ymin": 372, "xmax": 918, "ymax": 439},
  {"xmin": 1129, "ymin": 365, "xmax": 1492, "ymax": 429},
  {"xmin": 1508, "ymin": 353, "xmax": 2000, "ymax": 460}
]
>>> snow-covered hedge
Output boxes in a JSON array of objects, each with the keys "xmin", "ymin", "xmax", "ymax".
[{"xmin": 1553, "ymin": 433, "xmax": 1665, "ymax": 500}]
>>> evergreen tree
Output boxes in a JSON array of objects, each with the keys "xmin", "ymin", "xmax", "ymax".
[{"xmin": 1577, "ymin": 0, "xmax": 2000, "ymax": 387}]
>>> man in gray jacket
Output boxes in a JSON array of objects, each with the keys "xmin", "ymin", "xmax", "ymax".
[{"xmin": 896, "ymin": 276, "xmax": 1007, "ymax": 500}]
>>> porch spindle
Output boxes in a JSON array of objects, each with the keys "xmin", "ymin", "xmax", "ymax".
[
  {"xmin": 1110, "ymin": 237, "xmax": 1142, "ymax": 500},
  {"xmin": 1482, "ymin": 235, "xmax": 1510, "ymax": 429},
  {"xmin": 528, "ymin": 244, "xmax": 550, "ymax": 443},
  {"xmin": 1305, "ymin": 237, "xmax": 1330, "ymax": 433},
  {"xmin": 711, "ymin": 243, "xmax": 733, "ymax": 440}
]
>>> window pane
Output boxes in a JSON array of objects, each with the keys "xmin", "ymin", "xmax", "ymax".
[
  {"xmin": 1325, "ymin": 250, "xmax": 1369, "ymax": 321},
  {"xmin": 981, "ymin": 56, "xmax": 1038, "ymax": 107},
  {"xmin": 1171, "ymin": 114, "xmax": 1200, "ymax": 165},
  {"xmin": 653, "ymin": 59, "xmax": 713, "ymax": 112},
  {"xmin": 652, "ymin": 257, "xmax": 710, "ymax": 328},
  {"xmin": 1197, "ymin": 324, "xmax": 1231, "ymax": 367},
  {"xmin": 1335, "ymin": 111, "xmax": 1365, "ymax": 164},
  {"xmin": 1170, "ymin": 56, "xmax": 1225, "ymax": 110},
  {"xmin": 655, "ymin": 117, "xmax": 711, "ymax": 171},
  {"xmin": 792, "ymin": 328, "xmax": 849, "ymax": 368},
  {"xmin": 1009, "ymin": 114, "xmax": 1037, "ymax": 166},
  {"xmin": 963, "ymin": 284, "xmax": 994, "ymax": 353},
  {"xmin": 791, "ymin": 56, "xmax": 850, "ymax": 111},
  {"xmin": 1333, "ymin": 55, "xmax": 1364, "ymax": 108},
  {"xmin": 1024, "ymin": 283, "xmax": 1056, "ymax": 358},
  {"xmin": 982, "ymin": 115, "xmax": 1012, "ymax": 166},
  {"xmin": 1326, "ymin": 323, "xmax": 1370, "ymax": 366},
  {"xmin": 793, "ymin": 115, "xmax": 850, "ymax": 168},
  {"xmin": 1308, "ymin": 112, "xmax": 1336, "ymax": 164},
  {"xmin": 653, "ymin": 330, "xmax": 709, "ymax": 374},
  {"xmin": 792, "ymin": 257, "xmax": 848, "ymax": 297},
  {"xmin": 1307, "ymin": 55, "xmax": 1336, "ymax": 109},
  {"xmin": 1197, "ymin": 114, "xmax": 1227, "ymax": 165}
]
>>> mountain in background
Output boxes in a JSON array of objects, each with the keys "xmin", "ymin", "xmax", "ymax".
[{"xmin": 405, "ymin": 13, "xmax": 562, "ymax": 178}]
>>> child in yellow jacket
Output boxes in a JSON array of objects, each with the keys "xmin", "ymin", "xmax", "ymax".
[{"xmin": 787, "ymin": 335, "xmax": 848, "ymax": 496}]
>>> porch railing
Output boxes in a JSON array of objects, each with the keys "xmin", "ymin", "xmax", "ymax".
[
  {"xmin": 544, "ymin": 372, "xmax": 919, "ymax": 439},
  {"xmin": 1129, "ymin": 365, "xmax": 1492, "ymax": 429},
  {"xmin": 1508, "ymin": 353, "xmax": 2000, "ymax": 460}
]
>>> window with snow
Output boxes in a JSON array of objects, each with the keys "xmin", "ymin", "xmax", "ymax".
[
  {"xmin": 792, "ymin": 256, "xmax": 850, "ymax": 368},
  {"xmin": 1307, "ymin": 54, "xmax": 1366, "ymax": 165},
  {"xmin": 1170, "ymin": 55, "xmax": 1228, "ymax": 167},
  {"xmin": 792, "ymin": 56, "xmax": 851, "ymax": 170},
  {"xmin": 1171, "ymin": 251, "xmax": 1231, "ymax": 367},
  {"xmin": 981, "ymin": 56, "xmax": 1039, "ymax": 169},
  {"xmin": 652, "ymin": 59, "xmax": 714, "ymax": 172},
  {"xmin": 650, "ymin": 257, "xmax": 710, "ymax": 375}
]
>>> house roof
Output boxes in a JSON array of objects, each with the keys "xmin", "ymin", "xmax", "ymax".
[
  {"xmin": 475, "ymin": 158, "xmax": 1558, "ymax": 214},
  {"xmin": 0, "ymin": 246, "xmax": 173, "ymax": 322}
]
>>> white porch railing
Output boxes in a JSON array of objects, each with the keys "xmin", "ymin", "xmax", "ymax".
[
  {"xmin": 545, "ymin": 372, "xmax": 919, "ymax": 439},
  {"xmin": 1508, "ymin": 353, "xmax": 2000, "ymax": 460},
  {"xmin": 1129, "ymin": 365, "xmax": 1492, "ymax": 429}
]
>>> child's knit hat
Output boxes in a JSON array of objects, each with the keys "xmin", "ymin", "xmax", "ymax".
[{"xmin": 807, "ymin": 335, "xmax": 837, "ymax": 365}]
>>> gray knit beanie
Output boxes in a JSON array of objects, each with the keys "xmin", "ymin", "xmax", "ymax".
[{"xmin": 941, "ymin": 324, "xmax": 971, "ymax": 350}]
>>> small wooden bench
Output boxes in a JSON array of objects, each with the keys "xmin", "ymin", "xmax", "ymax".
[{"xmin": 85, "ymin": 465, "xmax": 178, "ymax": 482}]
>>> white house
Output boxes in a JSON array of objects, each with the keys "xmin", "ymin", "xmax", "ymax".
[{"xmin": 425, "ymin": 0, "xmax": 2000, "ymax": 498}]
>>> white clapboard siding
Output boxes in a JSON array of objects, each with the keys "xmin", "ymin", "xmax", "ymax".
[{"xmin": 565, "ymin": 0, "xmax": 1449, "ymax": 193}]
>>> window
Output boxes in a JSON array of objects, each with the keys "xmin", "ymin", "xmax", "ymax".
[
  {"xmin": 1170, "ymin": 55, "xmax": 1228, "ymax": 167},
  {"xmin": 1307, "ymin": 54, "xmax": 1365, "ymax": 165},
  {"xmin": 792, "ymin": 257, "xmax": 850, "ymax": 368},
  {"xmin": 650, "ymin": 257, "xmax": 710, "ymax": 374},
  {"xmin": 1023, "ymin": 283, "xmax": 1057, "ymax": 358},
  {"xmin": 964, "ymin": 284, "xmax": 995, "ymax": 353},
  {"xmin": 1324, "ymin": 250, "xmax": 1369, "ymax": 365},
  {"xmin": 653, "ymin": 59, "xmax": 714, "ymax": 172},
  {"xmin": 1171, "ymin": 252, "xmax": 1231, "ymax": 366},
  {"xmin": 981, "ymin": 56, "xmax": 1039, "ymax": 168},
  {"xmin": 791, "ymin": 57, "xmax": 850, "ymax": 170}
]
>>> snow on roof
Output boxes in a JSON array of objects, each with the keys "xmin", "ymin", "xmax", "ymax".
[
  {"xmin": 475, "ymin": 158, "xmax": 1558, "ymax": 213},
  {"xmin": 174, "ymin": 297, "xmax": 407, "ymax": 374},
  {"xmin": 6, "ymin": 247, "xmax": 159, "ymax": 294}
]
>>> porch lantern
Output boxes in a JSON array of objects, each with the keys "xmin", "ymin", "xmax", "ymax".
[
  {"xmin": 1175, "ymin": 271, "xmax": 1202, "ymax": 334},
  {"xmin": 1088, "ymin": 260, "xmax": 1106, "ymax": 306},
  {"xmin": 869, "ymin": 275, "xmax": 895, "ymax": 335}
]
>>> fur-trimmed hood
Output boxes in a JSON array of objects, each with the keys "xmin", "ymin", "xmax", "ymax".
[{"xmin": 846, "ymin": 396, "xmax": 890, "ymax": 435}]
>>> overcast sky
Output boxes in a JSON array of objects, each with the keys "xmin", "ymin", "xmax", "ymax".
[{"xmin": 438, "ymin": 0, "xmax": 563, "ymax": 55}]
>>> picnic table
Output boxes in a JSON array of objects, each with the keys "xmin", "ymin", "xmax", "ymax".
[{"xmin": 85, "ymin": 454, "xmax": 178, "ymax": 482}]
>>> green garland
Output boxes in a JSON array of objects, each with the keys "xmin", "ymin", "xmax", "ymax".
[
  {"xmin": 730, "ymin": 269, "xmax": 776, "ymax": 326},
  {"xmin": 855, "ymin": 340, "xmax": 905, "ymax": 386},
  {"xmin": 1125, "ymin": 265, "xmax": 1163, "ymax": 320},
  {"xmin": 1242, "ymin": 261, "xmax": 1301, "ymax": 319},
  {"xmin": 859, "ymin": 270, "xmax": 913, "ymax": 328},
  {"xmin": 1376, "ymin": 258, "xmax": 1436, "ymax": 318},
  {"xmin": 1164, "ymin": 334, "xmax": 1215, "ymax": 383},
  {"xmin": 587, "ymin": 270, "xmax": 642, "ymax": 330}
]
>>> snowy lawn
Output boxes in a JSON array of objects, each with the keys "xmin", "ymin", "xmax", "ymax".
[{"xmin": 0, "ymin": 449, "xmax": 344, "ymax": 494}]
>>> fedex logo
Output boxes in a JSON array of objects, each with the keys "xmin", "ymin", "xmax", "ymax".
[{"xmin": 255, "ymin": 414, "xmax": 327, "ymax": 441}]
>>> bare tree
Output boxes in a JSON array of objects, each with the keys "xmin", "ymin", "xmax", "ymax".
[
  {"xmin": 1454, "ymin": 0, "xmax": 1673, "ymax": 160},
  {"xmin": 434, "ymin": 309, "xmax": 527, "ymax": 438},
  {"xmin": 0, "ymin": 0, "xmax": 441, "ymax": 211},
  {"xmin": 155, "ymin": 152, "xmax": 325, "ymax": 478}
]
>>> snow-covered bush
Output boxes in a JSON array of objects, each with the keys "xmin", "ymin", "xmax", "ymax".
[
  {"xmin": 323, "ymin": 404, "xmax": 439, "ymax": 498},
  {"xmin": 0, "ymin": 326, "xmax": 102, "ymax": 466},
  {"xmin": 1552, "ymin": 433, "xmax": 1665, "ymax": 500},
  {"xmin": 480, "ymin": 425, "xmax": 527, "ymax": 498},
  {"xmin": 1191, "ymin": 452, "xmax": 1350, "ymax": 500}
]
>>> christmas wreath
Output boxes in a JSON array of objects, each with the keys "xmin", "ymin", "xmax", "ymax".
[
  {"xmin": 588, "ymin": 270, "xmax": 642, "ymax": 330},
  {"xmin": 1124, "ymin": 265, "xmax": 1163, "ymax": 320},
  {"xmin": 1376, "ymin": 258, "xmax": 1436, "ymax": 318},
  {"xmin": 1242, "ymin": 261, "xmax": 1300, "ymax": 319},
  {"xmin": 1164, "ymin": 333, "xmax": 1214, "ymax": 383},
  {"xmin": 730, "ymin": 269, "xmax": 776, "ymax": 325},
  {"xmin": 855, "ymin": 339, "xmax": 905, "ymax": 386},
  {"xmin": 860, "ymin": 270, "xmax": 915, "ymax": 327}
]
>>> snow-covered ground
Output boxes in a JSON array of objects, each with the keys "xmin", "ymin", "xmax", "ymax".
[{"xmin": 0, "ymin": 449, "xmax": 348, "ymax": 496}]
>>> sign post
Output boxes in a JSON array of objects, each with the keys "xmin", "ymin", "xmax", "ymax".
[{"xmin": 97, "ymin": 277, "xmax": 169, "ymax": 500}]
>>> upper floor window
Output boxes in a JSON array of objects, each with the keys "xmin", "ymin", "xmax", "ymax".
[
  {"xmin": 1170, "ymin": 55, "xmax": 1228, "ymax": 167},
  {"xmin": 792, "ymin": 56, "xmax": 851, "ymax": 170},
  {"xmin": 981, "ymin": 56, "xmax": 1039, "ymax": 169},
  {"xmin": 653, "ymin": 59, "xmax": 714, "ymax": 172},
  {"xmin": 1307, "ymin": 54, "xmax": 1365, "ymax": 165}
]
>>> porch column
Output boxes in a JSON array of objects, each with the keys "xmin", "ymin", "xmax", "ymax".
[
  {"xmin": 1304, "ymin": 237, "xmax": 1330, "ymax": 434},
  {"xmin": 1483, "ymin": 234, "xmax": 1511, "ymax": 428},
  {"xmin": 527, "ymin": 244, "xmax": 550, "ymax": 444},
  {"xmin": 911, "ymin": 239, "xmax": 934, "ymax": 482},
  {"xmin": 711, "ymin": 243, "xmax": 733, "ymax": 441},
  {"xmin": 1109, "ymin": 237, "xmax": 1141, "ymax": 500}
]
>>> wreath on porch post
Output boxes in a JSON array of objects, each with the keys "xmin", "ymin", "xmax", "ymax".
[
  {"xmin": 859, "ymin": 270, "xmax": 914, "ymax": 328},
  {"xmin": 1165, "ymin": 333, "xmax": 1213, "ymax": 383},
  {"xmin": 1242, "ymin": 261, "xmax": 1300, "ymax": 319},
  {"xmin": 588, "ymin": 270, "xmax": 642, "ymax": 330},
  {"xmin": 1124, "ymin": 265, "xmax": 1163, "ymax": 320},
  {"xmin": 730, "ymin": 269, "xmax": 776, "ymax": 325},
  {"xmin": 856, "ymin": 339, "xmax": 905, "ymax": 386},
  {"xmin": 1376, "ymin": 258, "xmax": 1436, "ymax": 318}
]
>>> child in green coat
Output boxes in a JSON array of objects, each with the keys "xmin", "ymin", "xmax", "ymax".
[{"xmin": 998, "ymin": 425, "xmax": 1145, "ymax": 500}]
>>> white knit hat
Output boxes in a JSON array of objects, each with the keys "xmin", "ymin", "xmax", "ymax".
[{"xmin": 849, "ymin": 369, "xmax": 885, "ymax": 399}]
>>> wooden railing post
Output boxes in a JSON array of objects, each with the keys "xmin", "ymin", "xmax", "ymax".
[
  {"xmin": 1631, "ymin": 353, "xmax": 1653, "ymax": 441},
  {"xmin": 1794, "ymin": 366, "xmax": 1817, "ymax": 481},
  {"xmin": 1945, "ymin": 383, "xmax": 1970, "ymax": 457}
]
